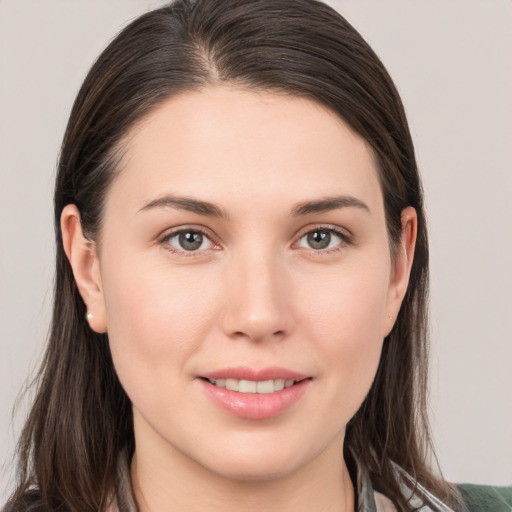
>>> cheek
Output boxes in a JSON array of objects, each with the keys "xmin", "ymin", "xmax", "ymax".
[
  {"xmin": 297, "ymin": 262, "xmax": 389, "ymax": 415},
  {"xmin": 300, "ymin": 259, "xmax": 389, "ymax": 344},
  {"xmin": 100, "ymin": 256, "xmax": 221, "ymax": 400}
]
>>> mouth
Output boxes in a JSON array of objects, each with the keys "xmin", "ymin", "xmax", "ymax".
[
  {"xmin": 199, "ymin": 367, "xmax": 312, "ymax": 420},
  {"xmin": 203, "ymin": 377, "xmax": 306, "ymax": 394}
]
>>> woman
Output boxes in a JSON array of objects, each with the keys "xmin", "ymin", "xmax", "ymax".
[{"xmin": 5, "ymin": 1, "xmax": 511, "ymax": 511}]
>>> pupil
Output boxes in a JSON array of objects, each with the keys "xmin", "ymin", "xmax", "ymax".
[
  {"xmin": 179, "ymin": 231, "xmax": 203, "ymax": 251},
  {"xmin": 307, "ymin": 230, "xmax": 330, "ymax": 249}
]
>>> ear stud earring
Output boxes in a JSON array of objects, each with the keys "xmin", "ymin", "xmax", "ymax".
[{"xmin": 86, "ymin": 312, "xmax": 93, "ymax": 324}]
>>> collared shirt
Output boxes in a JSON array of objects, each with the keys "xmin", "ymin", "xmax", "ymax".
[{"xmin": 354, "ymin": 455, "xmax": 454, "ymax": 512}]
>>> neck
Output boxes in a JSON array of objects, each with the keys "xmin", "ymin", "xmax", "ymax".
[{"xmin": 130, "ymin": 432, "xmax": 355, "ymax": 512}]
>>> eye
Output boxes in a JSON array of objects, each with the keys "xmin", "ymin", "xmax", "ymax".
[
  {"xmin": 296, "ymin": 228, "xmax": 347, "ymax": 251},
  {"xmin": 163, "ymin": 229, "xmax": 215, "ymax": 253}
]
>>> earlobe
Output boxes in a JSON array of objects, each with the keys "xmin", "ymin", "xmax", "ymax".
[
  {"xmin": 384, "ymin": 207, "xmax": 417, "ymax": 335},
  {"xmin": 61, "ymin": 205, "xmax": 107, "ymax": 333}
]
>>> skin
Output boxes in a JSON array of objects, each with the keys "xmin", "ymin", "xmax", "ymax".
[{"xmin": 62, "ymin": 86, "xmax": 417, "ymax": 512}]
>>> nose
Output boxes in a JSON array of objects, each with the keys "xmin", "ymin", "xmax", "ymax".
[{"xmin": 220, "ymin": 249, "xmax": 292, "ymax": 343}]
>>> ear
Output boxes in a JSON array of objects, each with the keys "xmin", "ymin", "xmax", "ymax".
[
  {"xmin": 61, "ymin": 204, "xmax": 107, "ymax": 333},
  {"xmin": 384, "ymin": 206, "xmax": 417, "ymax": 336}
]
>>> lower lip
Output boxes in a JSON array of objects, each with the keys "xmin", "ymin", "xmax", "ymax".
[{"xmin": 200, "ymin": 379, "xmax": 311, "ymax": 420}]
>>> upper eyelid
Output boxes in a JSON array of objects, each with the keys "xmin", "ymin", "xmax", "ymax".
[
  {"xmin": 292, "ymin": 225, "xmax": 352, "ymax": 254},
  {"xmin": 159, "ymin": 225, "xmax": 217, "ymax": 242},
  {"xmin": 294, "ymin": 223, "xmax": 352, "ymax": 241}
]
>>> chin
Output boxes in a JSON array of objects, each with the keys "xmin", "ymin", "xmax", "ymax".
[
  {"xmin": 192, "ymin": 433, "xmax": 314, "ymax": 483},
  {"xmin": 206, "ymin": 456, "xmax": 301, "ymax": 483}
]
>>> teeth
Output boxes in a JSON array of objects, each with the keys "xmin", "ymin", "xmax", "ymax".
[
  {"xmin": 208, "ymin": 378, "xmax": 297, "ymax": 394},
  {"xmin": 239, "ymin": 380, "xmax": 257, "ymax": 393},
  {"xmin": 225, "ymin": 378, "xmax": 239, "ymax": 391},
  {"xmin": 256, "ymin": 380, "xmax": 274, "ymax": 394},
  {"xmin": 274, "ymin": 379, "xmax": 285, "ymax": 391}
]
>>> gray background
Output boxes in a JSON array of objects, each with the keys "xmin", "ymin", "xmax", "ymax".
[{"xmin": 1, "ymin": 0, "xmax": 511, "ymax": 502}]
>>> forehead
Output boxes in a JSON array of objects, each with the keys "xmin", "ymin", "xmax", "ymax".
[{"xmin": 108, "ymin": 86, "xmax": 383, "ymax": 216}]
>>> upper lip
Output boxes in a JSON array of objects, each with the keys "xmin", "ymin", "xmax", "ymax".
[{"xmin": 200, "ymin": 366, "xmax": 310, "ymax": 382}]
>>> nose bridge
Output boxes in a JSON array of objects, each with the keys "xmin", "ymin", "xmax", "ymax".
[{"xmin": 221, "ymin": 242, "xmax": 290, "ymax": 342}]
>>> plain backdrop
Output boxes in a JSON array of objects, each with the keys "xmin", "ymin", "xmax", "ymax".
[{"xmin": 1, "ymin": 0, "xmax": 511, "ymax": 502}]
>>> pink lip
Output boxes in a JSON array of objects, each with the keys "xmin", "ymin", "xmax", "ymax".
[
  {"xmin": 201, "ymin": 366, "xmax": 309, "ymax": 382},
  {"xmin": 198, "ymin": 366, "xmax": 311, "ymax": 420}
]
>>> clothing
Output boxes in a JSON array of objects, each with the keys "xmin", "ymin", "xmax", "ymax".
[
  {"xmin": 5, "ymin": 454, "xmax": 512, "ymax": 511},
  {"xmin": 353, "ymin": 455, "xmax": 453, "ymax": 512},
  {"xmin": 457, "ymin": 484, "xmax": 512, "ymax": 512}
]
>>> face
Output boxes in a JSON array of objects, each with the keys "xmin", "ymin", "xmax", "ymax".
[{"xmin": 68, "ymin": 86, "xmax": 414, "ymax": 482}]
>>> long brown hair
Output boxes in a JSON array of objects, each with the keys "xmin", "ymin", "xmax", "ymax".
[{"xmin": 8, "ymin": 1, "xmax": 459, "ymax": 510}]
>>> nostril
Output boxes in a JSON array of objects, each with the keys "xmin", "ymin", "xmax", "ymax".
[{"xmin": 230, "ymin": 329, "xmax": 286, "ymax": 342}]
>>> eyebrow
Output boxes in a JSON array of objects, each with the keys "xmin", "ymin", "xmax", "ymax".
[
  {"xmin": 138, "ymin": 194, "xmax": 369, "ymax": 218},
  {"xmin": 291, "ymin": 195, "xmax": 370, "ymax": 216},
  {"xmin": 139, "ymin": 195, "xmax": 229, "ymax": 218}
]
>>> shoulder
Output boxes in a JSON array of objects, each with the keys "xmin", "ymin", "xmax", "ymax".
[{"xmin": 457, "ymin": 483, "xmax": 512, "ymax": 512}]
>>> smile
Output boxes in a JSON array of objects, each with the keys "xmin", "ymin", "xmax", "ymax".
[
  {"xmin": 207, "ymin": 378, "xmax": 296, "ymax": 394},
  {"xmin": 200, "ymin": 367, "xmax": 312, "ymax": 420}
]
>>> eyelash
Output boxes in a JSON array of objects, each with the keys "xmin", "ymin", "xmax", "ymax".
[
  {"xmin": 158, "ymin": 225, "xmax": 351, "ymax": 257},
  {"xmin": 159, "ymin": 226, "xmax": 219, "ymax": 257},
  {"xmin": 294, "ymin": 225, "xmax": 351, "ymax": 254}
]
